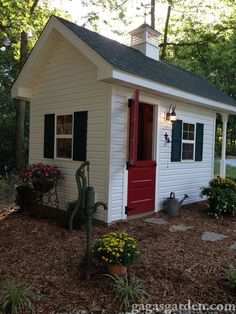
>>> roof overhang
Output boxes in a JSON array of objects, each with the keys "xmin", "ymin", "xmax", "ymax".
[{"xmin": 102, "ymin": 69, "xmax": 236, "ymax": 114}]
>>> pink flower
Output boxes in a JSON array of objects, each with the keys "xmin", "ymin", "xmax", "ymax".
[
  {"xmin": 37, "ymin": 171, "xmax": 41, "ymax": 175},
  {"xmin": 45, "ymin": 172, "xmax": 49, "ymax": 177}
]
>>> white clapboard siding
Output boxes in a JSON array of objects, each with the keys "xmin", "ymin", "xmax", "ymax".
[
  {"xmin": 157, "ymin": 99, "xmax": 215, "ymax": 208},
  {"xmin": 110, "ymin": 86, "xmax": 215, "ymax": 221},
  {"xmin": 29, "ymin": 38, "xmax": 110, "ymax": 222},
  {"xmin": 108, "ymin": 86, "xmax": 129, "ymax": 223}
]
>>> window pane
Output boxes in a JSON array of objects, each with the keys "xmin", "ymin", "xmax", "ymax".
[
  {"xmin": 189, "ymin": 124, "xmax": 194, "ymax": 132},
  {"xmin": 183, "ymin": 123, "xmax": 195, "ymax": 140},
  {"xmin": 65, "ymin": 115, "xmax": 72, "ymax": 134},
  {"xmin": 182, "ymin": 143, "xmax": 194, "ymax": 160},
  {"xmin": 183, "ymin": 123, "xmax": 188, "ymax": 132},
  {"xmin": 183, "ymin": 131, "xmax": 188, "ymax": 140},
  {"xmin": 56, "ymin": 138, "xmax": 72, "ymax": 158},
  {"xmin": 57, "ymin": 116, "xmax": 65, "ymax": 135},
  {"xmin": 188, "ymin": 132, "xmax": 194, "ymax": 140},
  {"xmin": 57, "ymin": 115, "xmax": 72, "ymax": 135}
]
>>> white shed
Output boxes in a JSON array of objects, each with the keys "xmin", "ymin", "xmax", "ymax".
[{"xmin": 11, "ymin": 16, "xmax": 236, "ymax": 224}]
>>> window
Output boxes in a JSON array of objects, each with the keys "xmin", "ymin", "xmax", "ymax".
[
  {"xmin": 182, "ymin": 123, "xmax": 195, "ymax": 160},
  {"xmin": 56, "ymin": 115, "xmax": 73, "ymax": 158}
]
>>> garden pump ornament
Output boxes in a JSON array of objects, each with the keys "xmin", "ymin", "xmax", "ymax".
[
  {"xmin": 163, "ymin": 192, "xmax": 188, "ymax": 216},
  {"xmin": 69, "ymin": 161, "xmax": 89, "ymax": 231},
  {"xmin": 80, "ymin": 186, "xmax": 107, "ymax": 280},
  {"xmin": 70, "ymin": 161, "xmax": 107, "ymax": 279}
]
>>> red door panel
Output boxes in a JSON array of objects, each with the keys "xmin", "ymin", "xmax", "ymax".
[
  {"xmin": 127, "ymin": 163, "xmax": 156, "ymax": 215},
  {"xmin": 127, "ymin": 90, "xmax": 156, "ymax": 216}
]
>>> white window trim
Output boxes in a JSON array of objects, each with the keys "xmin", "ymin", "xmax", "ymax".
[
  {"xmin": 181, "ymin": 122, "xmax": 196, "ymax": 162},
  {"xmin": 54, "ymin": 114, "xmax": 74, "ymax": 160}
]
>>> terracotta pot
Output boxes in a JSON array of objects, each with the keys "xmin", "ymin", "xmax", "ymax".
[{"xmin": 107, "ymin": 264, "xmax": 127, "ymax": 276}]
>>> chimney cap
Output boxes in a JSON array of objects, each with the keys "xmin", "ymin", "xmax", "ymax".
[{"xmin": 129, "ymin": 23, "xmax": 161, "ymax": 36}]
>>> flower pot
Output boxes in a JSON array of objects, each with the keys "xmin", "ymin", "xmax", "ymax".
[
  {"xmin": 33, "ymin": 180, "xmax": 54, "ymax": 193},
  {"xmin": 107, "ymin": 264, "xmax": 127, "ymax": 276}
]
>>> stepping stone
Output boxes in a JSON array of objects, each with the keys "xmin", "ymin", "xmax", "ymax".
[
  {"xmin": 144, "ymin": 217, "xmax": 168, "ymax": 225},
  {"xmin": 169, "ymin": 224, "xmax": 194, "ymax": 232},
  {"xmin": 229, "ymin": 243, "xmax": 236, "ymax": 250},
  {"xmin": 202, "ymin": 231, "xmax": 227, "ymax": 242}
]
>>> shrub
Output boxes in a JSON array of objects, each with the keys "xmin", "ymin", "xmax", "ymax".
[
  {"xmin": 15, "ymin": 183, "xmax": 34, "ymax": 211},
  {"xmin": 93, "ymin": 232, "xmax": 140, "ymax": 266},
  {"xmin": 225, "ymin": 265, "xmax": 236, "ymax": 289},
  {"xmin": 107, "ymin": 274, "xmax": 149, "ymax": 311},
  {"xmin": 0, "ymin": 279, "xmax": 34, "ymax": 313},
  {"xmin": 0, "ymin": 176, "xmax": 6, "ymax": 189},
  {"xmin": 66, "ymin": 200, "xmax": 86, "ymax": 229},
  {"xmin": 201, "ymin": 177, "xmax": 236, "ymax": 218}
]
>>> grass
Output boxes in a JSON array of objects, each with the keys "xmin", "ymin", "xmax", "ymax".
[
  {"xmin": 0, "ymin": 279, "xmax": 34, "ymax": 314},
  {"xmin": 106, "ymin": 274, "xmax": 149, "ymax": 311},
  {"xmin": 214, "ymin": 160, "xmax": 236, "ymax": 179}
]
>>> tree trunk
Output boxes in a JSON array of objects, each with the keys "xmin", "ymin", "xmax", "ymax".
[
  {"xmin": 16, "ymin": 31, "xmax": 28, "ymax": 169},
  {"xmin": 151, "ymin": 0, "xmax": 155, "ymax": 28},
  {"xmin": 16, "ymin": 98, "xmax": 26, "ymax": 169},
  {"xmin": 161, "ymin": 0, "xmax": 172, "ymax": 60}
]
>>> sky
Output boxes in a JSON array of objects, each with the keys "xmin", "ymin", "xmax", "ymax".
[
  {"xmin": 52, "ymin": 0, "xmax": 168, "ymax": 44},
  {"xmin": 51, "ymin": 0, "xmax": 232, "ymax": 45}
]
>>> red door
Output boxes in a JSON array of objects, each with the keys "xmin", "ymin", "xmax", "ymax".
[{"xmin": 126, "ymin": 90, "xmax": 156, "ymax": 216}]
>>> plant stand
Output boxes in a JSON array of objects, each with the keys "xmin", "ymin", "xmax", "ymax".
[{"xmin": 33, "ymin": 178, "xmax": 59, "ymax": 209}]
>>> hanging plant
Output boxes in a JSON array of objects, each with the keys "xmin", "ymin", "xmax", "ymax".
[{"xmin": 19, "ymin": 163, "xmax": 62, "ymax": 193}]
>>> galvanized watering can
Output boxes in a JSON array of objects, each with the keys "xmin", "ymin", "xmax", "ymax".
[{"xmin": 163, "ymin": 192, "xmax": 189, "ymax": 216}]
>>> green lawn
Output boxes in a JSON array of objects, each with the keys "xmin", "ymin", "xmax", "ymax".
[{"xmin": 214, "ymin": 160, "xmax": 236, "ymax": 179}]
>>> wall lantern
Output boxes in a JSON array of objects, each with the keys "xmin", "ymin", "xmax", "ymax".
[{"xmin": 166, "ymin": 104, "xmax": 177, "ymax": 122}]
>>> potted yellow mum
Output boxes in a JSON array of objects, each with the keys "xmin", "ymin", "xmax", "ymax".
[{"xmin": 93, "ymin": 232, "xmax": 140, "ymax": 275}]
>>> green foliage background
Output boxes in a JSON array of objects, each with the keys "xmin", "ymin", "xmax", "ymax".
[
  {"xmin": 0, "ymin": 0, "xmax": 235, "ymax": 172},
  {"xmin": 0, "ymin": 0, "xmax": 70, "ymax": 171}
]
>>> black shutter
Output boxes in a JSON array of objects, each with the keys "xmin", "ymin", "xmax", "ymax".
[
  {"xmin": 73, "ymin": 111, "xmax": 88, "ymax": 161},
  {"xmin": 195, "ymin": 123, "xmax": 204, "ymax": 161},
  {"xmin": 44, "ymin": 114, "xmax": 55, "ymax": 159},
  {"xmin": 171, "ymin": 119, "xmax": 183, "ymax": 162}
]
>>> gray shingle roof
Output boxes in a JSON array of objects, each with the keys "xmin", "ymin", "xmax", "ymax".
[{"xmin": 56, "ymin": 16, "xmax": 236, "ymax": 107}]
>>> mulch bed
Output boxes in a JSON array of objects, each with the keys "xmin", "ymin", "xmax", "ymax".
[{"xmin": 0, "ymin": 202, "xmax": 236, "ymax": 313}]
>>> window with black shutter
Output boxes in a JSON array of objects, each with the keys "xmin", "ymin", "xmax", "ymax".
[
  {"xmin": 43, "ymin": 111, "xmax": 88, "ymax": 161},
  {"xmin": 171, "ymin": 120, "xmax": 204, "ymax": 162}
]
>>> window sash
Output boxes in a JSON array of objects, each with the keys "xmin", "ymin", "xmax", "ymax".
[
  {"xmin": 181, "ymin": 122, "xmax": 195, "ymax": 161},
  {"xmin": 56, "ymin": 115, "xmax": 73, "ymax": 135},
  {"xmin": 55, "ymin": 114, "xmax": 73, "ymax": 159}
]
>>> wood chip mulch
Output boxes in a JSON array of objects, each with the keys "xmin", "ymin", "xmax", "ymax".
[{"xmin": 0, "ymin": 202, "xmax": 236, "ymax": 313}]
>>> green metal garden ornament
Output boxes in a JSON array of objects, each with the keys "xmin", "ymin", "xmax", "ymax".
[
  {"xmin": 70, "ymin": 161, "xmax": 107, "ymax": 279},
  {"xmin": 69, "ymin": 161, "xmax": 89, "ymax": 231}
]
